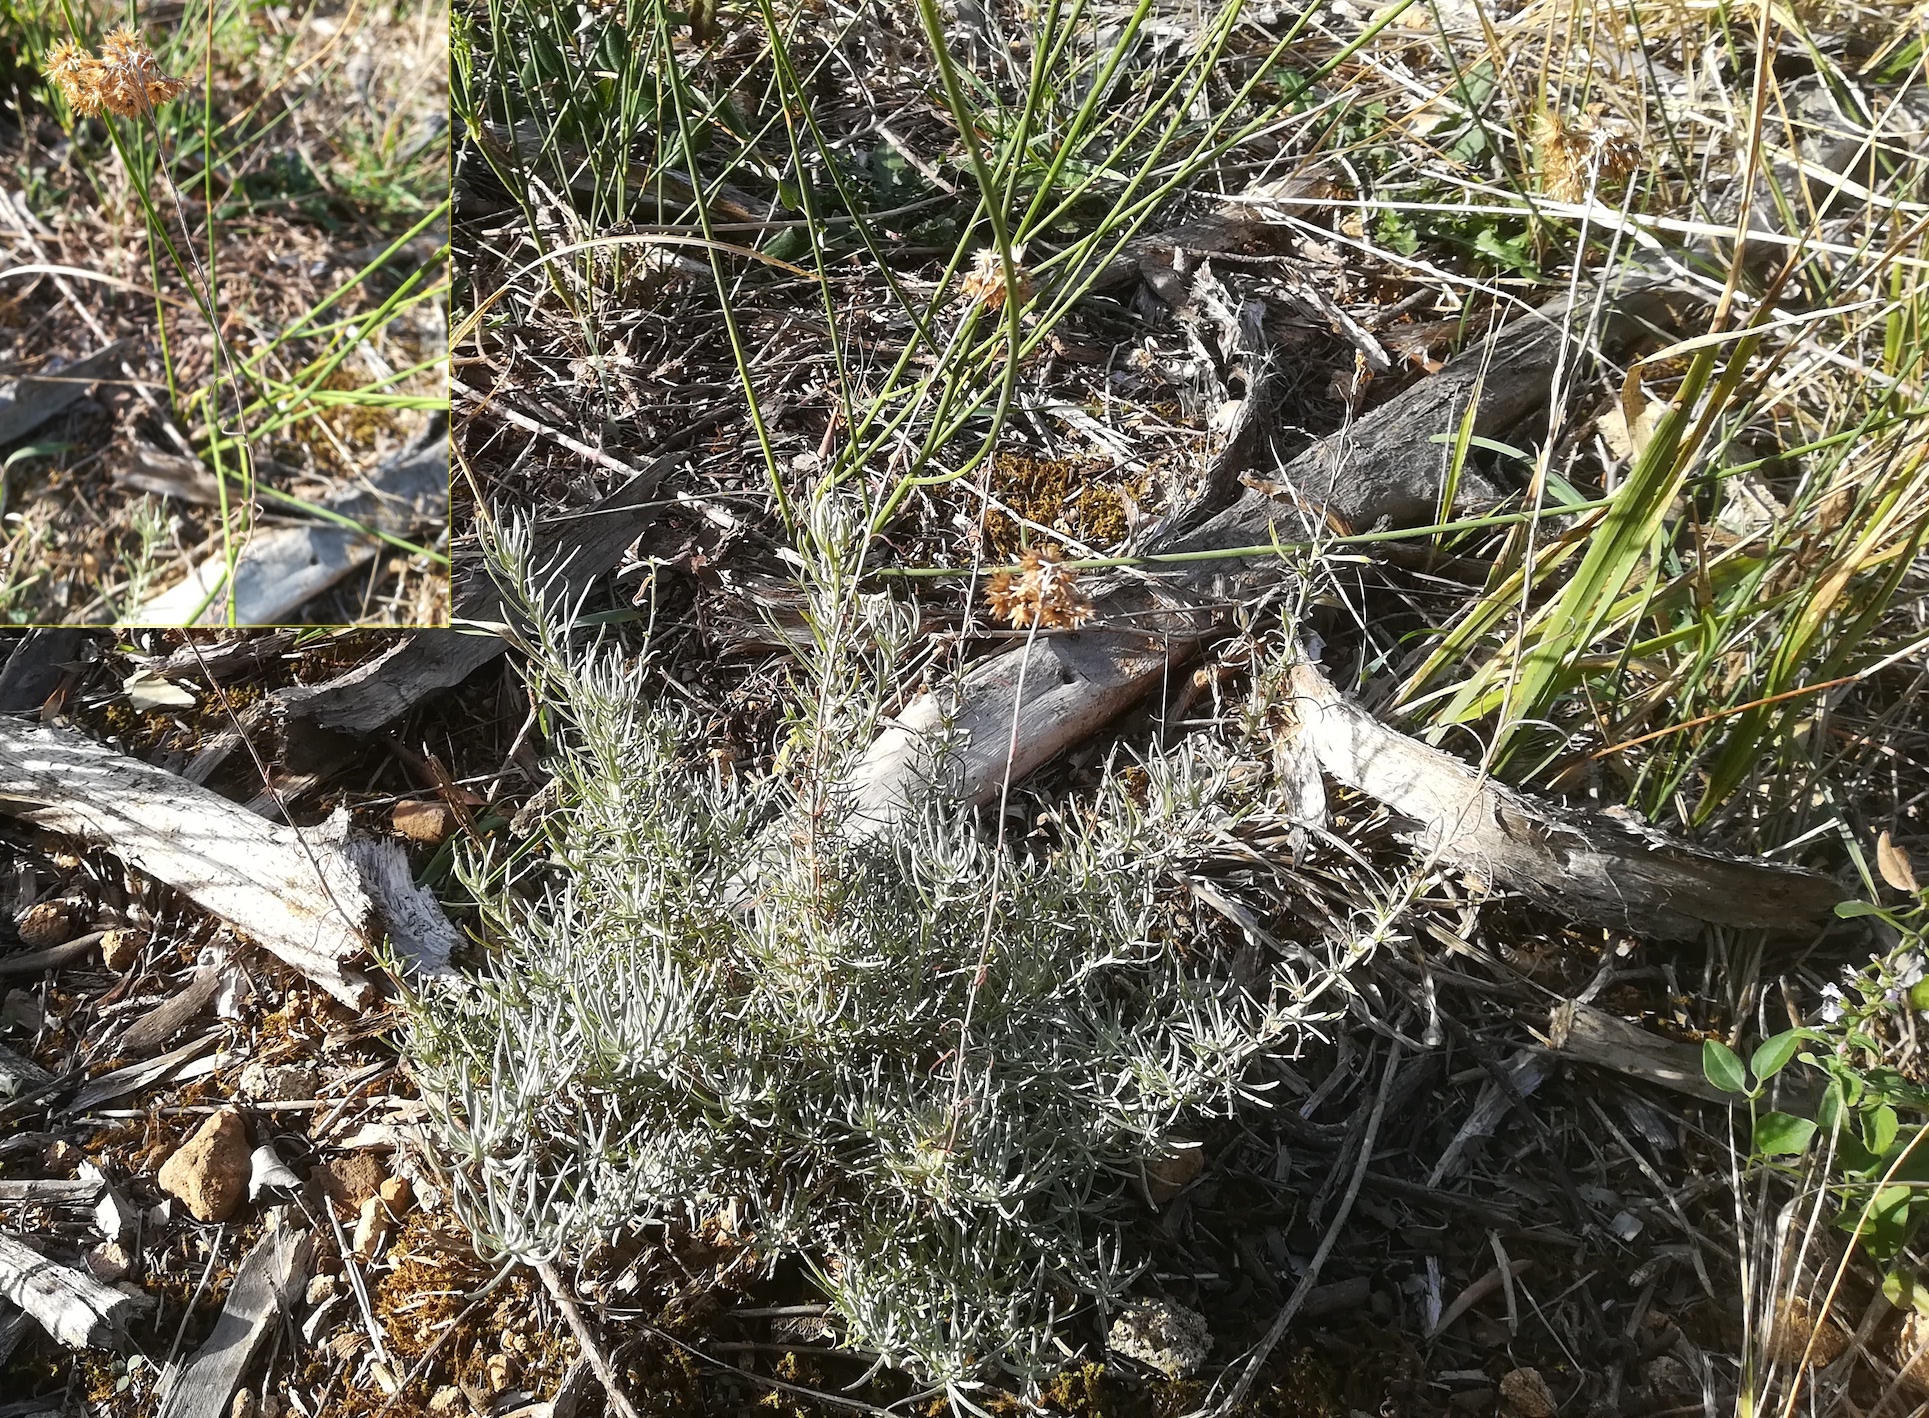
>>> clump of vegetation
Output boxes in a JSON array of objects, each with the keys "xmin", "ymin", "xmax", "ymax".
[{"xmin": 403, "ymin": 498, "xmax": 1315, "ymax": 1392}]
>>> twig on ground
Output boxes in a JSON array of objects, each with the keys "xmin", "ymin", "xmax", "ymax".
[{"xmin": 535, "ymin": 1261, "xmax": 643, "ymax": 1418}]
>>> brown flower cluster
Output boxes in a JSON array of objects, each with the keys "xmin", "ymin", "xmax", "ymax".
[
  {"xmin": 959, "ymin": 244, "xmax": 1033, "ymax": 311},
  {"xmin": 1533, "ymin": 107, "xmax": 1638, "ymax": 204},
  {"xmin": 986, "ymin": 546, "xmax": 1093, "ymax": 631},
  {"xmin": 45, "ymin": 27, "xmax": 189, "ymax": 119}
]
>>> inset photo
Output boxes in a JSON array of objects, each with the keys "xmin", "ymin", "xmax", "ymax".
[{"xmin": 0, "ymin": 0, "xmax": 449, "ymax": 626}]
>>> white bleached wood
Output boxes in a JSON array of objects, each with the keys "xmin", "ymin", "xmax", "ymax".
[
  {"xmin": 0, "ymin": 720, "xmax": 375, "ymax": 1006},
  {"xmin": 0, "ymin": 1233, "xmax": 142, "ymax": 1350}
]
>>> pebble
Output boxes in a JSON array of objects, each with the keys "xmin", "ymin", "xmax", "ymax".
[
  {"xmin": 1106, "ymin": 1299, "xmax": 1210, "ymax": 1380},
  {"xmin": 157, "ymin": 1109, "xmax": 250, "ymax": 1222},
  {"xmin": 392, "ymin": 799, "xmax": 455, "ymax": 845},
  {"xmin": 238, "ymin": 1061, "xmax": 317, "ymax": 1103},
  {"xmin": 99, "ymin": 928, "xmax": 143, "ymax": 972},
  {"xmin": 15, "ymin": 901, "xmax": 77, "ymax": 948},
  {"xmin": 1499, "ymin": 1367, "xmax": 1558, "ymax": 1418}
]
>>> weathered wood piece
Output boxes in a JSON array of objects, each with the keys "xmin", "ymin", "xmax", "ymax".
[
  {"xmin": 156, "ymin": 1217, "xmax": 308, "ymax": 1418},
  {"xmin": 276, "ymin": 459, "xmax": 669, "ymax": 734},
  {"xmin": 1549, "ymin": 1000, "xmax": 1824, "ymax": 1115},
  {"xmin": 68, "ymin": 1033, "xmax": 221, "ymax": 1112},
  {"xmin": 0, "ymin": 932, "xmax": 107, "ymax": 978},
  {"xmin": 0, "ymin": 721, "xmax": 376, "ymax": 1006},
  {"xmin": 0, "ymin": 342, "xmax": 128, "ymax": 446},
  {"xmin": 0, "ymin": 1300, "xmax": 30, "ymax": 1367},
  {"xmin": 133, "ymin": 416, "xmax": 448, "ymax": 627},
  {"xmin": 0, "ymin": 1233, "xmax": 141, "ymax": 1350},
  {"xmin": 1286, "ymin": 662, "xmax": 1842, "ymax": 937},
  {"xmin": 118, "ymin": 969, "xmax": 221, "ymax": 1056},
  {"xmin": 0, "ymin": 1179, "xmax": 103, "ymax": 1208}
]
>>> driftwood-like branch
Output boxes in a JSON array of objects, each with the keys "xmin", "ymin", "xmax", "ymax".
[
  {"xmin": 0, "ymin": 720, "xmax": 376, "ymax": 1006},
  {"xmin": 1548, "ymin": 1002, "xmax": 1730, "ymax": 1104},
  {"xmin": 848, "ymin": 270, "xmax": 1682, "ymax": 831},
  {"xmin": 0, "ymin": 1233, "xmax": 142, "ymax": 1350},
  {"xmin": 133, "ymin": 416, "xmax": 449, "ymax": 627},
  {"xmin": 1285, "ymin": 662, "xmax": 1843, "ymax": 938},
  {"xmin": 156, "ymin": 1218, "xmax": 309, "ymax": 1418},
  {"xmin": 843, "ymin": 263, "xmax": 1848, "ymax": 939}
]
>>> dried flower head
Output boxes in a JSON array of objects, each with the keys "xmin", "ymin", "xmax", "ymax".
[
  {"xmin": 43, "ymin": 27, "xmax": 187, "ymax": 119},
  {"xmin": 959, "ymin": 244, "xmax": 1032, "ymax": 311},
  {"xmin": 986, "ymin": 545, "xmax": 1093, "ymax": 630},
  {"xmin": 44, "ymin": 39, "xmax": 106, "ymax": 116},
  {"xmin": 1532, "ymin": 108, "xmax": 1638, "ymax": 204}
]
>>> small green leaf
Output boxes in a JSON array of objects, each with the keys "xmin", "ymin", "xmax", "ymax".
[
  {"xmin": 3, "ymin": 440, "xmax": 72, "ymax": 470},
  {"xmin": 1884, "ymin": 1269, "xmax": 1929, "ymax": 1317},
  {"xmin": 1752, "ymin": 1031, "xmax": 1805, "ymax": 1082},
  {"xmin": 1754, "ymin": 1111, "xmax": 1817, "ymax": 1156},
  {"xmin": 1867, "ymin": 1104, "xmax": 1901, "ymax": 1158},
  {"xmin": 1703, "ymin": 1039, "xmax": 1748, "ymax": 1095},
  {"xmin": 1835, "ymin": 900, "xmax": 1890, "ymax": 921}
]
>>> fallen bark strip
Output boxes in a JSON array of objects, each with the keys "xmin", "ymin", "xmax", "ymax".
[
  {"xmin": 1549, "ymin": 1000, "xmax": 1824, "ymax": 1113},
  {"xmin": 132, "ymin": 415, "xmax": 448, "ymax": 627},
  {"xmin": 0, "ymin": 341, "xmax": 129, "ymax": 446},
  {"xmin": 117, "ymin": 968, "xmax": 220, "ymax": 1056},
  {"xmin": 0, "ymin": 1233, "xmax": 142, "ymax": 1351},
  {"xmin": 275, "ymin": 455, "xmax": 673, "ymax": 734},
  {"xmin": 156, "ymin": 1218, "xmax": 308, "ymax": 1418},
  {"xmin": 1286, "ymin": 662, "xmax": 1842, "ymax": 937},
  {"xmin": 0, "ymin": 720, "xmax": 376, "ymax": 1006},
  {"xmin": 849, "ymin": 269, "xmax": 1682, "ymax": 830}
]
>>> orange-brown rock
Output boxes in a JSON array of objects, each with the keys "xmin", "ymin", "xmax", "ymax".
[{"xmin": 157, "ymin": 1109, "xmax": 250, "ymax": 1222}]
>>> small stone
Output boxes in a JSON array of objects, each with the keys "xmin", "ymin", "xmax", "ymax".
[
  {"xmin": 485, "ymin": 1351, "xmax": 517, "ymax": 1391},
  {"xmin": 230, "ymin": 1390, "xmax": 258, "ymax": 1418},
  {"xmin": 41, "ymin": 1139, "xmax": 80, "ymax": 1171},
  {"xmin": 157, "ymin": 1110, "xmax": 250, "ymax": 1222},
  {"xmin": 85, "ymin": 1242, "xmax": 131, "ymax": 1283},
  {"xmin": 1499, "ymin": 1367, "xmax": 1558, "ymax": 1418},
  {"xmin": 99, "ymin": 928, "xmax": 143, "ymax": 972},
  {"xmin": 379, "ymin": 1175, "xmax": 413, "ymax": 1215},
  {"xmin": 1142, "ymin": 1136, "xmax": 1204, "ymax": 1205},
  {"xmin": 352, "ymin": 1195, "xmax": 392, "ymax": 1260},
  {"xmin": 305, "ymin": 1273, "xmax": 339, "ymax": 1306},
  {"xmin": 1643, "ymin": 1354, "xmax": 1696, "ymax": 1400},
  {"xmin": 15, "ymin": 901, "xmax": 76, "ymax": 948},
  {"xmin": 392, "ymin": 799, "xmax": 454, "ymax": 845},
  {"xmin": 426, "ymin": 1388, "xmax": 463, "ymax": 1415},
  {"xmin": 315, "ymin": 1153, "xmax": 389, "ymax": 1214},
  {"xmin": 1106, "ymin": 1299, "xmax": 1210, "ymax": 1380},
  {"xmin": 238, "ymin": 1061, "xmax": 318, "ymax": 1103}
]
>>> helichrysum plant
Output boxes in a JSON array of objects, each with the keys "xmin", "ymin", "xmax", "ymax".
[{"xmin": 402, "ymin": 496, "xmax": 1309, "ymax": 1391}]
